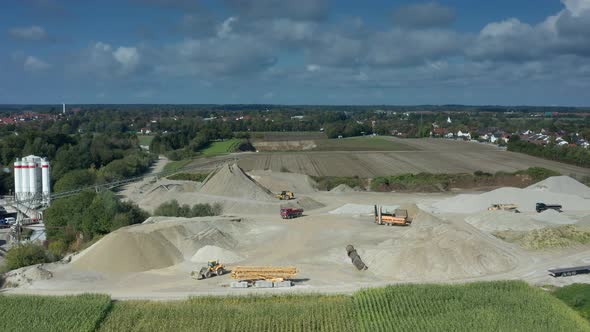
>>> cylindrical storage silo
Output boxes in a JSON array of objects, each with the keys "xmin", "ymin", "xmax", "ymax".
[
  {"xmin": 41, "ymin": 160, "xmax": 50, "ymax": 205},
  {"xmin": 21, "ymin": 159, "xmax": 30, "ymax": 200},
  {"xmin": 14, "ymin": 159, "xmax": 21, "ymax": 200},
  {"xmin": 28, "ymin": 161, "xmax": 36, "ymax": 199}
]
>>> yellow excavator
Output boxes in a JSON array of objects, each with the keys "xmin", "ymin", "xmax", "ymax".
[
  {"xmin": 276, "ymin": 191, "xmax": 295, "ymax": 200},
  {"xmin": 192, "ymin": 260, "xmax": 226, "ymax": 280}
]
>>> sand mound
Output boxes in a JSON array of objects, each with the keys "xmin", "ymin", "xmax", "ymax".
[
  {"xmin": 532, "ymin": 209, "xmax": 576, "ymax": 225},
  {"xmin": 432, "ymin": 187, "xmax": 590, "ymax": 213},
  {"xmin": 200, "ymin": 164, "xmax": 275, "ymax": 201},
  {"xmin": 248, "ymin": 170, "xmax": 318, "ymax": 194},
  {"xmin": 329, "ymin": 203, "xmax": 398, "ymax": 215},
  {"xmin": 295, "ymin": 197, "xmax": 325, "ymax": 210},
  {"xmin": 465, "ymin": 210, "xmax": 549, "ymax": 232},
  {"xmin": 3, "ymin": 265, "xmax": 53, "ymax": 288},
  {"xmin": 359, "ymin": 211, "xmax": 518, "ymax": 281},
  {"xmin": 190, "ymin": 245, "xmax": 244, "ymax": 263},
  {"xmin": 527, "ymin": 176, "xmax": 590, "ymax": 198},
  {"xmin": 72, "ymin": 230, "xmax": 183, "ymax": 273},
  {"xmin": 330, "ymin": 184, "xmax": 356, "ymax": 192}
]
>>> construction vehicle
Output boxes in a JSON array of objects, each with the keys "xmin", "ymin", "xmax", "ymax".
[
  {"xmin": 536, "ymin": 203, "xmax": 563, "ymax": 213},
  {"xmin": 280, "ymin": 207, "xmax": 304, "ymax": 219},
  {"xmin": 276, "ymin": 191, "xmax": 295, "ymax": 200},
  {"xmin": 488, "ymin": 204, "xmax": 520, "ymax": 213},
  {"xmin": 374, "ymin": 205, "xmax": 412, "ymax": 226},
  {"xmin": 192, "ymin": 260, "xmax": 226, "ymax": 280}
]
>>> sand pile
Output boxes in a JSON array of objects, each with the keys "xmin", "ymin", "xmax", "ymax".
[
  {"xmin": 190, "ymin": 245, "xmax": 244, "ymax": 263},
  {"xmin": 359, "ymin": 211, "xmax": 518, "ymax": 281},
  {"xmin": 72, "ymin": 216, "xmax": 248, "ymax": 273},
  {"xmin": 72, "ymin": 230, "xmax": 183, "ymax": 273},
  {"xmin": 432, "ymin": 187, "xmax": 590, "ymax": 213},
  {"xmin": 200, "ymin": 164, "xmax": 275, "ymax": 201},
  {"xmin": 532, "ymin": 209, "xmax": 576, "ymax": 225},
  {"xmin": 527, "ymin": 176, "xmax": 590, "ymax": 199},
  {"xmin": 330, "ymin": 184, "xmax": 356, "ymax": 193},
  {"xmin": 465, "ymin": 211, "xmax": 549, "ymax": 232},
  {"xmin": 294, "ymin": 197, "xmax": 325, "ymax": 210},
  {"xmin": 248, "ymin": 170, "xmax": 318, "ymax": 194},
  {"xmin": 329, "ymin": 204, "xmax": 398, "ymax": 215}
]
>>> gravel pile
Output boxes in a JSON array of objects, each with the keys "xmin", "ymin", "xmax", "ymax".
[
  {"xmin": 200, "ymin": 164, "xmax": 275, "ymax": 201},
  {"xmin": 527, "ymin": 176, "xmax": 590, "ymax": 199},
  {"xmin": 190, "ymin": 245, "xmax": 244, "ymax": 264}
]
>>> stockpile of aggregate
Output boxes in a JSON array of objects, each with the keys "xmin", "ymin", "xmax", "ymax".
[
  {"xmin": 527, "ymin": 176, "xmax": 590, "ymax": 199},
  {"xmin": 190, "ymin": 245, "xmax": 244, "ymax": 264},
  {"xmin": 432, "ymin": 187, "xmax": 590, "ymax": 213},
  {"xmin": 330, "ymin": 184, "xmax": 357, "ymax": 193},
  {"xmin": 200, "ymin": 164, "xmax": 275, "ymax": 201},
  {"xmin": 358, "ymin": 210, "xmax": 519, "ymax": 281}
]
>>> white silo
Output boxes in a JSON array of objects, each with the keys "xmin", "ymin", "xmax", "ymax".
[
  {"xmin": 21, "ymin": 159, "xmax": 30, "ymax": 200},
  {"xmin": 13, "ymin": 159, "xmax": 21, "ymax": 200},
  {"xmin": 41, "ymin": 159, "xmax": 51, "ymax": 204},
  {"xmin": 28, "ymin": 160, "xmax": 37, "ymax": 198}
]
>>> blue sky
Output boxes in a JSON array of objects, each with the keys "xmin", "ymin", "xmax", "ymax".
[{"xmin": 1, "ymin": 0, "xmax": 590, "ymax": 105}]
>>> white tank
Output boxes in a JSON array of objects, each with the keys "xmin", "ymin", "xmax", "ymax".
[
  {"xmin": 14, "ymin": 159, "xmax": 21, "ymax": 200},
  {"xmin": 41, "ymin": 160, "xmax": 51, "ymax": 204},
  {"xmin": 28, "ymin": 161, "xmax": 36, "ymax": 197},
  {"xmin": 21, "ymin": 159, "xmax": 29, "ymax": 200}
]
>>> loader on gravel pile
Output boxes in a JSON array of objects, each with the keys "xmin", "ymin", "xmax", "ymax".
[
  {"xmin": 192, "ymin": 260, "xmax": 226, "ymax": 280},
  {"xmin": 488, "ymin": 204, "xmax": 520, "ymax": 213}
]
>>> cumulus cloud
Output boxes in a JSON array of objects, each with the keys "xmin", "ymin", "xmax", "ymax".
[
  {"xmin": 73, "ymin": 42, "xmax": 142, "ymax": 77},
  {"xmin": 392, "ymin": 2, "xmax": 455, "ymax": 29},
  {"xmin": 113, "ymin": 47, "xmax": 140, "ymax": 70},
  {"xmin": 9, "ymin": 25, "xmax": 47, "ymax": 41},
  {"xmin": 23, "ymin": 55, "xmax": 50, "ymax": 71}
]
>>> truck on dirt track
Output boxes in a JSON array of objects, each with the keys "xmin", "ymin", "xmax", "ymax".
[
  {"xmin": 280, "ymin": 207, "xmax": 304, "ymax": 219},
  {"xmin": 536, "ymin": 203, "xmax": 563, "ymax": 213}
]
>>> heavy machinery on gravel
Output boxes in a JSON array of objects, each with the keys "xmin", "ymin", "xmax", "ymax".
[
  {"xmin": 230, "ymin": 266, "xmax": 298, "ymax": 288},
  {"xmin": 192, "ymin": 260, "xmax": 226, "ymax": 280},
  {"xmin": 374, "ymin": 205, "xmax": 412, "ymax": 226},
  {"xmin": 280, "ymin": 207, "xmax": 304, "ymax": 219},
  {"xmin": 488, "ymin": 204, "xmax": 520, "ymax": 213},
  {"xmin": 276, "ymin": 191, "xmax": 295, "ymax": 200},
  {"xmin": 536, "ymin": 203, "xmax": 563, "ymax": 213}
]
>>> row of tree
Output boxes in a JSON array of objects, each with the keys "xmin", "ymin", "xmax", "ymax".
[{"xmin": 508, "ymin": 136, "xmax": 590, "ymax": 168}]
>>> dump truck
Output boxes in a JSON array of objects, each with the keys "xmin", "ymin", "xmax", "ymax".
[
  {"xmin": 536, "ymin": 203, "xmax": 563, "ymax": 213},
  {"xmin": 192, "ymin": 260, "xmax": 226, "ymax": 280},
  {"xmin": 374, "ymin": 205, "xmax": 412, "ymax": 226},
  {"xmin": 280, "ymin": 207, "xmax": 304, "ymax": 219},
  {"xmin": 276, "ymin": 191, "xmax": 295, "ymax": 200},
  {"xmin": 488, "ymin": 204, "xmax": 520, "ymax": 213}
]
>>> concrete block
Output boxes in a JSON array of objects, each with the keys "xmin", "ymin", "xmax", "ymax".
[
  {"xmin": 230, "ymin": 281, "xmax": 249, "ymax": 288},
  {"xmin": 273, "ymin": 281, "xmax": 293, "ymax": 288},
  {"xmin": 254, "ymin": 280, "xmax": 274, "ymax": 288}
]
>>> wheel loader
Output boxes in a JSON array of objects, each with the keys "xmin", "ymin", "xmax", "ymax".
[
  {"xmin": 276, "ymin": 191, "xmax": 295, "ymax": 200},
  {"xmin": 488, "ymin": 204, "xmax": 520, "ymax": 213},
  {"xmin": 192, "ymin": 260, "xmax": 226, "ymax": 280}
]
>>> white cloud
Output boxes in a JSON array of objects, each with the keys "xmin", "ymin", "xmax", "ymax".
[
  {"xmin": 113, "ymin": 47, "xmax": 140, "ymax": 70},
  {"xmin": 23, "ymin": 56, "xmax": 50, "ymax": 72},
  {"xmin": 562, "ymin": 0, "xmax": 590, "ymax": 16},
  {"xmin": 217, "ymin": 16, "xmax": 237, "ymax": 38},
  {"xmin": 9, "ymin": 26, "xmax": 46, "ymax": 41},
  {"xmin": 306, "ymin": 64, "xmax": 320, "ymax": 72}
]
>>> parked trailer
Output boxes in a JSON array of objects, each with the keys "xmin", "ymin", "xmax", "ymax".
[
  {"xmin": 549, "ymin": 265, "xmax": 590, "ymax": 277},
  {"xmin": 536, "ymin": 203, "xmax": 562, "ymax": 213},
  {"xmin": 374, "ymin": 205, "xmax": 412, "ymax": 226}
]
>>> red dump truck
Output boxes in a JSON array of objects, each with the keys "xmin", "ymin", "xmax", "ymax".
[{"xmin": 280, "ymin": 207, "xmax": 304, "ymax": 219}]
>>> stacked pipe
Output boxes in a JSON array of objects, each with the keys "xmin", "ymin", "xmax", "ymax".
[{"xmin": 346, "ymin": 245, "xmax": 368, "ymax": 270}]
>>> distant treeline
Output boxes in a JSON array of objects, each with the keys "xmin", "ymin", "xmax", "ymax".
[{"xmin": 508, "ymin": 136, "xmax": 590, "ymax": 169}]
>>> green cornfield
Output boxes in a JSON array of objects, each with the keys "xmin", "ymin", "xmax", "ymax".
[
  {"xmin": 2, "ymin": 281, "xmax": 589, "ymax": 332},
  {"xmin": 0, "ymin": 294, "xmax": 111, "ymax": 332}
]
